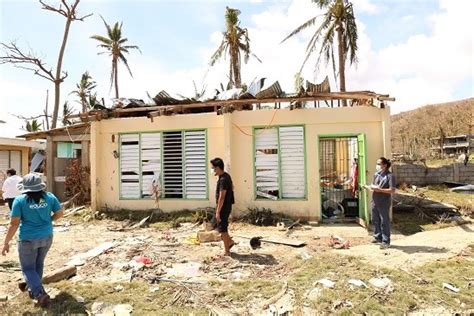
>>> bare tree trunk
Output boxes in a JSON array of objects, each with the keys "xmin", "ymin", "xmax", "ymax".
[
  {"xmin": 114, "ymin": 58, "xmax": 119, "ymax": 99},
  {"xmin": 51, "ymin": 15, "xmax": 73, "ymax": 128},
  {"xmin": 336, "ymin": 23, "xmax": 347, "ymax": 107},
  {"xmin": 44, "ymin": 89, "xmax": 50, "ymax": 130}
]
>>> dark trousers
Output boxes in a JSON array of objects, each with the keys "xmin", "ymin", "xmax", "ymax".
[
  {"xmin": 5, "ymin": 198, "xmax": 15, "ymax": 210},
  {"xmin": 372, "ymin": 204, "xmax": 391, "ymax": 244}
]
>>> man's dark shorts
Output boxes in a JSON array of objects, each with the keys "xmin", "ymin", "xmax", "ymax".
[{"xmin": 212, "ymin": 208, "xmax": 231, "ymax": 233}]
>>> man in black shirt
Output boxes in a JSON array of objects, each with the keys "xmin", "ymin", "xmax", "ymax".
[{"xmin": 210, "ymin": 157, "xmax": 235, "ymax": 256}]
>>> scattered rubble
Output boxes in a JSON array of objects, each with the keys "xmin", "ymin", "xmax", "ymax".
[
  {"xmin": 315, "ymin": 278, "xmax": 335, "ymax": 289},
  {"xmin": 442, "ymin": 282, "xmax": 460, "ymax": 293},
  {"xmin": 348, "ymin": 279, "xmax": 368, "ymax": 288},
  {"xmin": 329, "ymin": 235, "xmax": 351, "ymax": 249},
  {"xmin": 369, "ymin": 277, "xmax": 393, "ymax": 292}
]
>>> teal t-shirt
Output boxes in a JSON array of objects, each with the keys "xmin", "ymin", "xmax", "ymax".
[{"xmin": 11, "ymin": 192, "xmax": 61, "ymax": 241}]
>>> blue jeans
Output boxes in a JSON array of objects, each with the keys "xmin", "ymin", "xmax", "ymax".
[
  {"xmin": 18, "ymin": 236, "xmax": 53, "ymax": 299},
  {"xmin": 372, "ymin": 204, "xmax": 391, "ymax": 244}
]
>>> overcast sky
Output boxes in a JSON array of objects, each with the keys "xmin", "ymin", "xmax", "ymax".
[{"xmin": 0, "ymin": 0, "xmax": 473, "ymax": 137}]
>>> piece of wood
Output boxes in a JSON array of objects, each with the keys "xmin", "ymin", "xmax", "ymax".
[
  {"xmin": 156, "ymin": 277, "xmax": 205, "ymax": 285},
  {"xmin": 235, "ymin": 235, "xmax": 306, "ymax": 247},
  {"xmin": 64, "ymin": 205, "xmax": 86, "ymax": 217},
  {"xmin": 66, "ymin": 241, "xmax": 116, "ymax": 266},
  {"xmin": 286, "ymin": 219, "xmax": 301, "ymax": 230},
  {"xmin": 18, "ymin": 265, "xmax": 77, "ymax": 288},
  {"xmin": 51, "ymin": 134, "xmax": 90, "ymax": 142},
  {"xmin": 61, "ymin": 192, "xmax": 80, "ymax": 209},
  {"xmin": 261, "ymin": 281, "xmax": 288, "ymax": 309},
  {"xmin": 130, "ymin": 216, "xmax": 150, "ymax": 229}
]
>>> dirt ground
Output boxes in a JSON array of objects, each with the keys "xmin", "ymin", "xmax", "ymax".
[
  {"xmin": 1, "ymin": 205, "xmax": 473, "ymax": 315},
  {"xmin": 0, "ymin": 206, "xmax": 371, "ymax": 298},
  {"xmin": 340, "ymin": 223, "xmax": 474, "ymax": 269}
]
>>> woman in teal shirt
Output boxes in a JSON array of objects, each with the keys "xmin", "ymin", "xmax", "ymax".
[{"xmin": 1, "ymin": 173, "xmax": 63, "ymax": 307}]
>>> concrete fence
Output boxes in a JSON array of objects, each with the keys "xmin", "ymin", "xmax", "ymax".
[{"xmin": 392, "ymin": 163, "xmax": 474, "ymax": 186}]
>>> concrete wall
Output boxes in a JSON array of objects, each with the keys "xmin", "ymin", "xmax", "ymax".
[
  {"xmin": 91, "ymin": 106, "xmax": 390, "ymax": 221},
  {"xmin": 393, "ymin": 163, "xmax": 474, "ymax": 185}
]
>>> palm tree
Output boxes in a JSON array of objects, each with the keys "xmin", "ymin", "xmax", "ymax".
[
  {"xmin": 70, "ymin": 71, "xmax": 97, "ymax": 112},
  {"xmin": 91, "ymin": 16, "xmax": 140, "ymax": 99},
  {"xmin": 282, "ymin": 0, "xmax": 358, "ymax": 104},
  {"xmin": 62, "ymin": 101, "xmax": 75, "ymax": 126},
  {"xmin": 210, "ymin": 7, "xmax": 261, "ymax": 89},
  {"xmin": 25, "ymin": 119, "xmax": 42, "ymax": 132}
]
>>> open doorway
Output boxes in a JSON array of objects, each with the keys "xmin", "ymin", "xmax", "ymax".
[{"xmin": 319, "ymin": 135, "xmax": 368, "ymax": 225}]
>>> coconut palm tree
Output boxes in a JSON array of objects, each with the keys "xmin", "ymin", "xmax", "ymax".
[
  {"xmin": 70, "ymin": 71, "xmax": 97, "ymax": 112},
  {"xmin": 282, "ymin": 0, "xmax": 358, "ymax": 103},
  {"xmin": 25, "ymin": 119, "xmax": 42, "ymax": 132},
  {"xmin": 91, "ymin": 16, "xmax": 140, "ymax": 99},
  {"xmin": 210, "ymin": 7, "xmax": 261, "ymax": 89},
  {"xmin": 62, "ymin": 101, "xmax": 75, "ymax": 126}
]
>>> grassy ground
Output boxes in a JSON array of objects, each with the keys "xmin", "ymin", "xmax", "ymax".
[
  {"xmin": 425, "ymin": 157, "xmax": 473, "ymax": 167},
  {"xmin": 393, "ymin": 211, "xmax": 455, "ymax": 235},
  {"xmin": 422, "ymin": 185, "xmax": 473, "ymax": 211},
  {"xmin": 2, "ymin": 249, "xmax": 472, "ymax": 315},
  {"xmin": 290, "ymin": 251, "xmax": 473, "ymax": 314},
  {"xmin": 393, "ymin": 185, "xmax": 473, "ymax": 235}
]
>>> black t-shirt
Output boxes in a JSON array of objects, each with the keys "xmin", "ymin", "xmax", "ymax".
[{"xmin": 216, "ymin": 172, "xmax": 235, "ymax": 210}]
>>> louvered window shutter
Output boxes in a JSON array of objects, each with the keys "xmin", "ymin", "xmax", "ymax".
[
  {"xmin": 279, "ymin": 126, "xmax": 305, "ymax": 198},
  {"xmin": 184, "ymin": 131, "xmax": 207, "ymax": 199},
  {"xmin": 162, "ymin": 132, "xmax": 184, "ymax": 198},
  {"xmin": 255, "ymin": 128, "xmax": 279, "ymax": 200},
  {"xmin": 120, "ymin": 134, "xmax": 140, "ymax": 198},
  {"xmin": 140, "ymin": 133, "xmax": 162, "ymax": 198}
]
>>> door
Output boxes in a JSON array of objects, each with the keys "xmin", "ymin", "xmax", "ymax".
[{"xmin": 357, "ymin": 134, "xmax": 369, "ymax": 227}]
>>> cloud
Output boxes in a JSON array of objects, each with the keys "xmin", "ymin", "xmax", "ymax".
[
  {"xmin": 345, "ymin": 0, "xmax": 473, "ymax": 113},
  {"xmin": 351, "ymin": 0, "xmax": 379, "ymax": 14}
]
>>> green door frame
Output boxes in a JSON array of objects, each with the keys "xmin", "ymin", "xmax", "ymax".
[
  {"xmin": 317, "ymin": 133, "xmax": 369, "ymax": 227},
  {"xmin": 357, "ymin": 134, "xmax": 370, "ymax": 228}
]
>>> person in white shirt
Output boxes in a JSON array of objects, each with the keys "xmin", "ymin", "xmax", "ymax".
[{"xmin": 2, "ymin": 168, "xmax": 22, "ymax": 210}]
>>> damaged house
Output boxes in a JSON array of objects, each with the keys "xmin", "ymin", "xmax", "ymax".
[{"xmin": 20, "ymin": 79, "xmax": 394, "ymax": 225}]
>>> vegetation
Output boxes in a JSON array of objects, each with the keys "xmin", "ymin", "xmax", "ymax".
[
  {"xmin": 210, "ymin": 7, "xmax": 261, "ymax": 89},
  {"xmin": 70, "ymin": 71, "xmax": 97, "ymax": 112},
  {"xmin": 24, "ymin": 119, "xmax": 42, "ymax": 132},
  {"xmin": 61, "ymin": 101, "xmax": 75, "ymax": 126},
  {"xmin": 282, "ymin": 0, "xmax": 358, "ymax": 103},
  {"xmin": 91, "ymin": 16, "xmax": 140, "ymax": 99},
  {"xmin": 391, "ymin": 98, "xmax": 473, "ymax": 159}
]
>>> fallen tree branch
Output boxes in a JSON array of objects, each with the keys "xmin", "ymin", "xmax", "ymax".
[
  {"xmin": 61, "ymin": 192, "xmax": 80, "ymax": 209},
  {"xmin": 261, "ymin": 281, "xmax": 288, "ymax": 310}
]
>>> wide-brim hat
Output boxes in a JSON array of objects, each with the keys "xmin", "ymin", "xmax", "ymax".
[{"xmin": 17, "ymin": 173, "xmax": 46, "ymax": 193}]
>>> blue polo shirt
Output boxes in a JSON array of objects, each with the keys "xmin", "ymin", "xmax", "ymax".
[
  {"xmin": 372, "ymin": 171, "xmax": 396, "ymax": 208},
  {"xmin": 11, "ymin": 192, "xmax": 62, "ymax": 241}
]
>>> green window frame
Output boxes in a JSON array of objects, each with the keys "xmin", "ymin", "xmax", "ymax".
[
  {"xmin": 253, "ymin": 125, "xmax": 307, "ymax": 200},
  {"xmin": 119, "ymin": 129, "xmax": 208, "ymax": 200}
]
